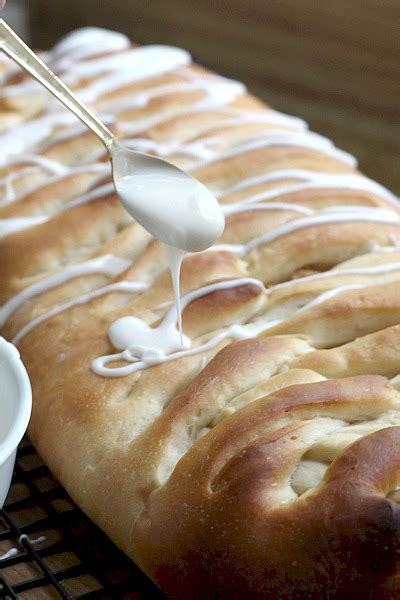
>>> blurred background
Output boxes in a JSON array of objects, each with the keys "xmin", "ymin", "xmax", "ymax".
[{"xmin": 3, "ymin": 0, "xmax": 399, "ymax": 193}]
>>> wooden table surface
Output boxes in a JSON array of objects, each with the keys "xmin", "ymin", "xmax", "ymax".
[{"xmin": 30, "ymin": 0, "xmax": 400, "ymax": 194}]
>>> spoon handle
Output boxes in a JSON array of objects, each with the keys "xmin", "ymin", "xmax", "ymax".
[{"xmin": 0, "ymin": 19, "xmax": 115, "ymax": 152}]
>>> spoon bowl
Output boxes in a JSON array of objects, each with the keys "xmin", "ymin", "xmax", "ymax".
[{"xmin": 111, "ymin": 141, "xmax": 224, "ymax": 252}]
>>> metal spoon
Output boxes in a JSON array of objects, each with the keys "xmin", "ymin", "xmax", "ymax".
[{"xmin": 0, "ymin": 19, "xmax": 224, "ymax": 252}]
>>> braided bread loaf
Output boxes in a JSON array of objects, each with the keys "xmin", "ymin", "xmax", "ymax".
[{"xmin": 1, "ymin": 27, "xmax": 400, "ymax": 598}]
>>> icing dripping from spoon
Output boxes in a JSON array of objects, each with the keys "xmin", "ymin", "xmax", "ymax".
[
  {"xmin": 0, "ymin": 19, "xmax": 225, "ymax": 353},
  {"xmin": 114, "ymin": 162, "xmax": 225, "ymax": 342}
]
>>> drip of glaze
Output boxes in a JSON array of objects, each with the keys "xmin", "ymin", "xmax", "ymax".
[
  {"xmin": 6, "ymin": 154, "xmax": 68, "ymax": 176},
  {"xmin": 0, "ymin": 168, "xmax": 37, "ymax": 206},
  {"xmin": 0, "ymin": 162, "xmax": 108, "ymax": 209},
  {"xmin": 208, "ymin": 207, "xmax": 400, "ymax": 257},
  {"xmin": 50, "ymin": 27, "xmax": 130, "ymax": 62},
  {"xmin": 16, "ymin": 257, "xmax": 400, "ymax": 348},
  {"xmin": 216, "ymin": 169, "xmax": 400, "ymax": 214},
  {"xmin": 107, "ymin": 315, "xmax": 191, "ymax": 364},
  {"xmin": 166, "ymin": 245, "xmax": 185, "ymax": 342},
  {"xmin": 1, "ymin": 39, "xmax": 191, "ymax": 101},
  {"xmin": 90, "ymin": 206, "xmax": 399, "ymax": 377},
  {"xmin": 0, "ymin": 534, "xmax": 46, "ymax": 562},
  {"xmin": 0, "ymin": 547, "xmax": 18, "ymax": 561},
  {"xmin": 112, "ymin": 79, "xmax": 243, "ymax": 116},
  {"xmin": 0, "ymin": 156, "xmax": 70, "ymax": 207},
  {"xmin": 12, "ymin": 279, "xmax": 148, "ymax": 345},
  {"xmin": 220, "ymin": 175, "xmax": 400, "ymax": 211},
  {"xmin": 223, "ymin": 201, "xmax": 314, "ymax": 217},
  {"xmin": 94, "ymin": 275, "xmax": 389, "ymax": 378},
  {"xmin": 115, "ymin": 170, "xmax": 224, "ymax": 348},
  {"xmin": 190, "ymin": 131, "xmax": 357, "ymax": 169},
  {"xmin": 118, "ymin": 77, "xmax": 246, "ymax": 135},
  {"xmin": 93, "ymin": 278, "xmax": 265, "ymax": 377},
  {"xmin": 272, "ymin": 261, "xmax": 400, "ymax": 290},
  {"xmin": 0, "ymin": 254, "xmax": 131, "ymax": 327},
  {"xmin": 63, "ymin": 182, "xmax": 116, "ymax": 212},
  {"xmin": 0, "ymin": 112, "xmax": 76, "ymax": 166},
  {"xmin": 0, "ymin": 215, "xmax": 49, "ymax": 239},
  {"xmin": 124, "ymin": 129, "xmax": 356, "ymax": 168}
]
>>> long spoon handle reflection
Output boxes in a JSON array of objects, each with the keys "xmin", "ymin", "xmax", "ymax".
[{"xmin": 0, "ymin": 18, "xmax": 115, "ymax": 152}]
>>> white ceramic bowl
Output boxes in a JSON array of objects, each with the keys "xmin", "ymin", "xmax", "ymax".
[{"xmin": 0, "ymin": 337, "xmax": 32, "ymax": 506}]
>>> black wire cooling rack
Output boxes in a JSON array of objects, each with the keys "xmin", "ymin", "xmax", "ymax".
[{"xmin": 0, "ymin": 438, "xmax": 165, "ymax": 599}]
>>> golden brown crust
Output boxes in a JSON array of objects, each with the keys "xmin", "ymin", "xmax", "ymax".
[
  {"xmin": 145, "ymin": 377, "xmax": 400, "ymax": 599},
  {"xmin": 1, "ymin": 29, "xmax": 400, "ymax": 599}
]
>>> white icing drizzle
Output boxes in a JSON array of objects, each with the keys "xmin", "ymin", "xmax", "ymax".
[
  {"xmin": 190, "ymin": 131, "xmax": 357, "ymax": 169},
  {"xmin": 292, "ymin": 283, "xmax": 367, "ymax": 314},
  {"xmin": 242, "ymin": 209, "xmax": 399, "ymax": 255},
  {"xmin": 1, "ymin": 38, "xmax": 190, "ymax": 101},
  {"xmin": 0, "ymin": 547, "xmax": 18, "ymax": 561},
  {"xmin": 125, "ymin": 129, "xmax": 356, "ymax": 168},
  {"xmin": 67, "ymin": 47, "xmax": 189, "ymax": 86},
  {"xmin": 367, "ymin": 242, "xmax": 400, "ymax": 253},
  {"xmin": 91, "ymin": 277, "xmax": 375, "ymax": 378},
  {"xmin": 122, "ymin": 105, "xmax": 301, "ymax": 138},
  {"xmin": 63, "ymin": 182, "xmax": 116, "ymax": 212},
  {"xmin": 164, "ymin": 102, "xmax": 305, "ymax": 127},
  {"xmin": 0, "ymin": 168, "xmax": 37, "ymax": 206},
  {"xmin": 117, "ymin": 85, "xmax": 306, "ymax": 126},
  {"xmin": 5, "ymin": 154, "xmax": 69, "ymax": 176},
  {"xmin": 17, "ymin": 258, "xmax": 400, "ymax": 351},
  {"xmin": 220, "ymin": 175, "xmax": 400, "ymax": 211},
  {"xmin": 49, "ymin": 28, "xmax": 131, "ymax": 69},
  {"xmin": 272, "ymin": 261, "xmax": 400, "ymax": 291},
  {"xmin": 73, "ymin": 46, "xmax": 192, "ymax": 103},
  {"xmin": 0, "ymin": 156, "xmax": 70, "ymax": 207},
  {"xmin": 0, "ymin": 534, "xmax": 46, "ymax": 562},
  {"xmin": 198, "ymin": 109, "xmax": 307, "ymax": 130},
  {"xmin": 218, "ymin": 168, "xmax": 344, "ymax": 194},
  {"xmin": 166, "ymin": 245, "xmax": 185, "ymax": 340},
  {"xmin": 12, "ymin": 279, "xmax": 149, "ymax": 345},
  {"xmin": 2, "ymin": 28, "xmax": 399, "ymax": 381},
  {"xmin": 223, "ymin": 201, "xmax": 314, "ymax": 217},
  {"xmin": 0, "ymin": 215, "xmax": 49, "ymax": 239},
  {"xmin": 18, "ymin": 534, "xmax": 46, "ymax": 546},
  {"xmin": 114, "ymin": 167, "xmax": 224, "ymax": 342},
  {"xmin": 219, "ymin": 168, "xmax": 329, "ymax": 195},
  {"xmin": 0, "ymin": 75, "xmax": 244, "ymax": 172},
  {"xmin": 0, "ymin": 162, "xmax": 107, "ymax": 209},
  {"xmin": 0, "ymin": 112, "xmax": 77, "ymax": 166},
  {"xmin": 0, "ymin": 254, "xmax": 131, "ymax": 327},
  {"xmin": 0, "ymin": 110, "xmax": 115, "ymax": 171},
  {"xmin": 92, "ymin": 278, "xmax": 266, "ymax": 377},
  {"xmin": 118, "ymin": 77, "xmax": 247, "ymax": 133},
  {"xmin": 39, "ymin": 115, "xmax": 116, "ymax": 150},
  {"xmin": 209, "ymin": 208, "xmax": 400, "ymax": 257}
]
